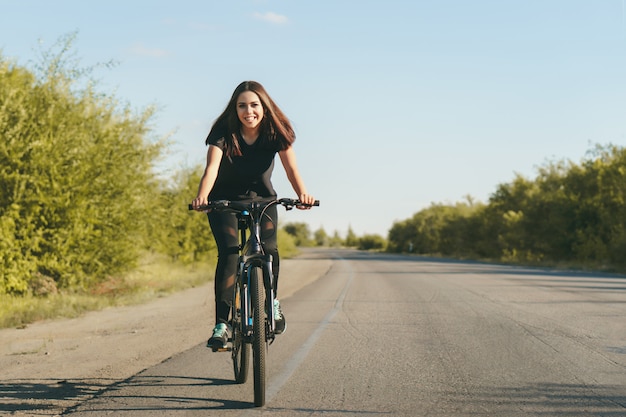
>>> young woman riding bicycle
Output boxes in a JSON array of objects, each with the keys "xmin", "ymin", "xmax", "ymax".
[{"xmin": 191, "ymin": 80, "xmax": 316, "ymax": 350}]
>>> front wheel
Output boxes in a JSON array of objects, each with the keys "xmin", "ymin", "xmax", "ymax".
[
  {"xmin": 231, "ymin": 277, "xmax": 249, "ymax": 384},
  {"xmin": 251, "ymin": 266, "xmax": 267, "ymax": 407}
]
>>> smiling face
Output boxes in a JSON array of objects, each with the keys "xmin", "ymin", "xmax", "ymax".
[{"xmin": 236, "ymin": 91, "xmax": 264, "ymax": 132}]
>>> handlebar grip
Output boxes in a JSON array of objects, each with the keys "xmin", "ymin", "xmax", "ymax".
[
  {"xmin": 290, "ymin": 199, "xmax": 320, "ymax": 207},
  {"xmin": 300, "ymin": 200, "xmax": 320, "ymax": 206},
  {"xmin": 189, "ymin": 200, "xmax": 229, "ymax": 211}
]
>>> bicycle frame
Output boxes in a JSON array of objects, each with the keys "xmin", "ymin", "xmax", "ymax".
[{"xmin": 237, "ymin": 201, "xmax": 277, "ymax": 344}]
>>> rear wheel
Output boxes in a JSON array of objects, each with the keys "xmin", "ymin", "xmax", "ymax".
[
  {"xmin": 251, "ymin": 266, "xmax": 266, "ymax": 407},
  {"xmin": 231, "ymin": 277, "xmax": 249, "ymax": 384}
]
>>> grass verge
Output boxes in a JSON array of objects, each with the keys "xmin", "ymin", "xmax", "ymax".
[
  {"xmin": 1, "ymin": 233, "xmax": 300, "ymax": 330},
  {"xmin": 0, "ymin": 253, "xmax": 216, "ymax": 329}
]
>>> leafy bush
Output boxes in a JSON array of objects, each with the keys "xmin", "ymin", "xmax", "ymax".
[
  {"xmin": 358, "ymin": 234, "xmax": 387, "ymax": 250},
  {"xmin": 278, "ymin": 228, "xmax": 299, "ymax": 258},
  {"xmin": 0, "ymin": 40, "xmax": 165, "ymax": 294},
  {"xmin": 153, "ymin": 166, "xmax": 217, "ymax": 264}
]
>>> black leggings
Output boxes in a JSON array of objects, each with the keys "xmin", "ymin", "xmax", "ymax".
[{"xmin": 208, "ymin": 204, "xmax": 279, "ymax": 325}]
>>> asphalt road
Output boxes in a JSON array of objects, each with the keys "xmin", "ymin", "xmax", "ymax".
[{"xmin": 66, "ymin": 248, "xmax": 626, "ymax": 416}]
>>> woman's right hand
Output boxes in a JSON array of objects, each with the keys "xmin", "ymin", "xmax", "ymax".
[{"xmin": 191, "ymin": 196, "xmax": 208, "ymax": 211}]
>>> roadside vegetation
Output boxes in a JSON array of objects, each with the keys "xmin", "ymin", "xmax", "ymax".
[
  {"xmin": 0, "ymin": 35, "xmax": 215, "ymax": 327},
  {"xmin": 386, "ymin": 144, "xmax": 626, "ymax": 273}
]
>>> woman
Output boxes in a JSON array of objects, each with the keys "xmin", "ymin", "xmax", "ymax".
[{"xmin": 191, "ymin": 80, "xmax": 315, "ymax": 350}]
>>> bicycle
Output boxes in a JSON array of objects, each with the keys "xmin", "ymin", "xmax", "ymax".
[{"xmin": 189, "ymin": 197, "xmax": 319, "ymax": 407}]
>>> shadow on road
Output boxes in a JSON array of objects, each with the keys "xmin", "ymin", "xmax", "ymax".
[
  {"xmin": 0, "ymin": 375, "xmax": 251, "ymax": 415},
  {"xmin": 2, "ymin": 378, "xmax": 625, "ymax": 415},
  {"xmin": 0, "ymin": 378, "xmax": 112, "ymax": 414}
]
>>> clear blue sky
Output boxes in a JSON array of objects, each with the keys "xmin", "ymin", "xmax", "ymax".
[{"xmin": 1, "ymin": 1, "xmax": 625, "ymax": 237}]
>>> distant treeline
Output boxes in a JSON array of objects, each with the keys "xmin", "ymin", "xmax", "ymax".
[
  {"xmin": 0, "ymin": 38, "xmax": 214, "ymax": 295},
  {"xmin": 387, "ymin": 144, "xmax": 626, "ymax": 272}
]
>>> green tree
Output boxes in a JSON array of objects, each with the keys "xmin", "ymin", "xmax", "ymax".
[
  {"xmin": 283, "ymin": 222, "xmax": 313, "ymax": 246},
  {"xmin": 329, "ymin": 230, "xmax": 344, "ymax": 247},
  {"xmin": 0, "ymin": 38, "xmax": 165, "ymax": 294},
  {"xmin": 387, "ymin": 218, "xmax": 417, "ymax": 253},
  {"xmin": 345, "ymin": 226, "xmax": 358, "ymax": 247},
  {"xmin": 313, "ymin": 227, "xmax": 329, "ymax": 246},
  {"xmin": 567, "ymin": 145, "xmax": 626, "ymax": 267}
]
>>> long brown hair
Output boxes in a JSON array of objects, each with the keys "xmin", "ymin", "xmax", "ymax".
[{"xmin": 206, "ymin": 81, "xmax": 295, "ymax": 157}]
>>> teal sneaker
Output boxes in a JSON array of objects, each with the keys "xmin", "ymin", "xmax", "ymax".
[
  {"xmin": 273, "ymin": 299, "xmax": 286, "ymax": 334},
  {"xmin": 207, "ymin": 323, "xmax": 230, "ymax": 351}
]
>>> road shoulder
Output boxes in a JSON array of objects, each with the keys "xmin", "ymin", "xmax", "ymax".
[{"xmin": 0, "ymin": 250, "xmax": 332, "ymax": 415}]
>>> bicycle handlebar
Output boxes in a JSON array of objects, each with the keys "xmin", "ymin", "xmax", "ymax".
[{"xmin": 188, "ymin": 198, "xmax": 320, "ymax": 212}]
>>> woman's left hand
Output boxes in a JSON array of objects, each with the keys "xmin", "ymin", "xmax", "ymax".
[{"xmin": 297, "ymin": 193, "xmax": 315, "ymax": 210}]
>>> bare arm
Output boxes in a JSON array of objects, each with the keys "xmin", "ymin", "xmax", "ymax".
[
  {"xmin": 279, "ymin": 146, "xmax": 315, "ymax": 208},
  {"xmin": 191, "ymin": 145, "xmax": 223, "ymax": 209}
]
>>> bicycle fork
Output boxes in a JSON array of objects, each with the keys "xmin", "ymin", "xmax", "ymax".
[
  {"xmin": 240, "ymin": 258, "xmax": 276, "ymax": 344},
  {"xmin": 264, "ymin": 256, "xmax": 276, "ymax": 344}
]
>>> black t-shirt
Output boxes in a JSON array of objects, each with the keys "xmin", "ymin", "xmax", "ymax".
[{"xmin": 207, "ymin": 131, "xmax": 281, "ymax": 200}]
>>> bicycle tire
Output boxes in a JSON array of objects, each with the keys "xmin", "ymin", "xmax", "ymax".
[
  {"xmin": 251, "ymin": 266, "xmax": 266, "ymax": 407},
  {"xmin": 231, "ymin": 277, "xmax": 249, "ymax": 384}
]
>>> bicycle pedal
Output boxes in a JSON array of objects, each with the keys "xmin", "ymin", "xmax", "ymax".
[
  {"xmin": 207, "ymin": 341, "xmax": 232, "ymax": 352},
  {"xmin": 214, "ymin": 347, "xmax": 232, "ymax": 352},
  {"xmin": 210, "ymin": 341, "xmax": 233, "ymax": 352},
  {"xmin": 208, "ymin": 344, "xmax": 232, "ymax": 352}
]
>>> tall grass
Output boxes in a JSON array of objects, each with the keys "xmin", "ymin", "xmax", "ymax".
[
  {"xmin": 1, "ymin": 232, "xmax": 299, "ymax": 329},
  {"xmin": 0, "ymin": 253, "xmax": 215, "ymax": 329}
]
